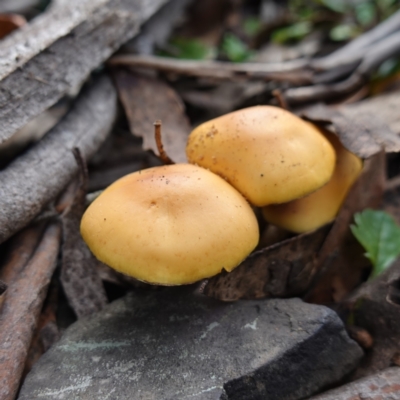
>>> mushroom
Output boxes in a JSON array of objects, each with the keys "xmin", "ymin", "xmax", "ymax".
[
  {"xmin": 80, "ymin": 164, "xmax": 259, "ymax": 285},
  {"xmin": 262, "ymin": 131, "xmax": 363, "ymax": 233},
  {"xmin": 186, "ymin": 105, "xmax": 336, "ymax": 207}
]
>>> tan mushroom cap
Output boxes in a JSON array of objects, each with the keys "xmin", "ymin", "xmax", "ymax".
[
  {"xmin": 80, "ymin": 164, "xmax": 259, "ymax": 285},
  {"xmin": 186, "ymin": 105, "xmax": 336, "ymax": 207},
  {"xmin": 262, "ymin": 132, "xmax": 363, "ymax": 233}
]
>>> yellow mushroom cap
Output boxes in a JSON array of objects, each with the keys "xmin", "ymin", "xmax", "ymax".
[
  {"xmin": 80, "ymin": 164, "xmax": 259, "ymax": 285},
  {"xmin": 262, "ymin": 132, "xmax": 363, "ymax": 233},
  {"xmin": 186, "ymin": 106, "xmax": 336, "ymax": 207}
]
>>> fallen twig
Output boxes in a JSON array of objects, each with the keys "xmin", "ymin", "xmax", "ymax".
[
  {"xmin": 109, "ymin": 9, "xmax": 400, "ymax": 105},
  {"xmin": 0, "ymin": 0, "xmax": 170, "ymax": 144},
  {"xmin": 60, "ymin": 149, "xmax": 108, "ymax": 318},
  {"xmin": 0, "ymin": 221, "xmax": 61, "ymax": 400},
  {"xmin": 0, "ymin": 74, "xmax": 117, "ymax": 245},
  {"xmin": 108, "ymin": 54, "xmax": 312, "ymax": 84}
]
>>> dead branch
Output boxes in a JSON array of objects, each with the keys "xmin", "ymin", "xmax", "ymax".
[
  {"xmin": 0, "ymin": 222, "xmax": 61, "ymax": 400},
  {"xmin": 0, "ymin": 74, "xmax": 117, "ymax": 245},
  {"xmin": 108, "ymin": 54, "xmax": 312, "ymax": 84},
  {"xmin": 109, "ymin": 9, "xmax": 400, "ymax": 105},
  {"xmin": 60, "ymin": 150, "xmax": 108, "ymax": 318},
  {"xmin": 0, "ymin": 0, "xmax": 170, "ymax": 144}
]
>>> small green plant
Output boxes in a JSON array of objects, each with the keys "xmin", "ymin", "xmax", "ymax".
[
  {"xmin": 221, "ymin": 33, "xmax": 252, "ymax": 63},
  {"xmin": 351, "ymin": 209, "xmax": 400, "ymax": 278},
  {"xmin": 159, "ymin": 37, "xmax": 215, "ymax": 60}
]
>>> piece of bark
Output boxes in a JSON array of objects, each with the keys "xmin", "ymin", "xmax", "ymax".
[
  {"xmin": 338, "ymin": 259, "xmax": 400, "ymax": 379},
  {"xmin": 113, "ymin": 69, "xmax": 190, "ymax": 163},
  {"xmin": 301, "ymin": 106, "xmax": 400, "ymax": 158},
  {"xmin": 23, "ymin": 279, "xmax": 60, "ymax": 377},
  {"xmin": 204, "ymin": 225, "xmax": 331, "ymax": 301},
  {"xmin": 305, "ymin": 152, "xmax": 386, "ymax": 304},
  {"xmin": 125, "ymin": 0, "xmax": 194, "ymax": 55},
  {"xmin": 0, "ymin": 222, "xmax": 61, "ymax": 400},
  {"xmin": 0, "ymin": 0, "xmax": 170, "ymax": 144},
  {"xmin": 309, "ymin": 368, "xmax": 400, "ymax": 400},
  {"xmin": 60, "ymin": 150, "xmax": 107, "ymax": 318},
  {"xmin": 0, "ymin": 74, "xmax": 117, "ymax": 245}
]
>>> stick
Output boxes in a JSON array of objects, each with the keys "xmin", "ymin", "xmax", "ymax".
[
  {"xmin": 0, "ymin": 74, "xmax": 117, "ymax": 245},
  {"xmin": 0, "ymin": 222, "xmax": 61, "ymax": 400},
  {"xmin": 154, "ymin": 120, "xmax": 175, "ymax": 165},
  {"xmin": 0, "ymin": 0, "xmax": 170, "ymax": 144}
]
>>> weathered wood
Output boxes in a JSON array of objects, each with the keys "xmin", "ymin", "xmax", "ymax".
[
  {"xmin": 0, "ymin": 0, "xmax": 169, "ymax": 144},
  {"xmin": 0, "ymin": 222, "xmax": 61, "ymax": 400},
  {"xmin": 0, "ymin": 74, "xmax": 117, "ymax": 245}
]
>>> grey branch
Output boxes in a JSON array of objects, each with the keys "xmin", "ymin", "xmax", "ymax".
[
  {"xmin": 0, "ymin": 74, "xmax": 117, "ymax": 245},
  {"xmin": 0, "ymin": 0, "xmax": 170, "ymax": 144}
]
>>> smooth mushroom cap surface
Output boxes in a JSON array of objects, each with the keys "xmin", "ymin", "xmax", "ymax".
[
  {"xmin": 186, "ymin": 105, "xmax": 336, "ymax": 207},
  {"xmin": 80, "ymin": 164, "xmax": 259, "ymax": 285},
  {"xmin": 262, "ymin": 132, "xmax": 363, "ymax": 233}
]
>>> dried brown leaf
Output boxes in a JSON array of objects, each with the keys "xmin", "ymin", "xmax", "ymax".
[
  {"xmin": 301, "ymin": 104, "xmax": 400, "ymax": 158},
  {"xmin": 305, "ymin": 152, "xmax": 386, "ymax": 304},
  {"xmin": 60, "ymin": 149, "xmax": 107, "ymax": 318},
  {"xmin": 204, "ymin": 225, "xmax": 331, "ymax": 301},
  {"xmin": 113, "ymin": 69, "xmax": 190, "ymax": 163},
  {"xmin": 0, "ymin": 13, "xmax": 25, "ymax": 39},
  {"xmin": 205, "ymin": 151, "xmax": 385, "ymax": 302}
]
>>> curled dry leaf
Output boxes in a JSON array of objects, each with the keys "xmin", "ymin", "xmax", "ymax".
[
  {"xmin": 305, "ymin": 152, "xmax": 386, "ymax": 304},
  {"xmin": 60, "ymin": 149, "xmax": 107, "ymax": 319},
  {"xmin": 204, "ymin": 225, "xmax": 331, "ymax": 301},
  {"xmin": 113, "ymin": 69, "xmax": 190, "ymax": 163},
  {"xmin": 205, "ymin": 151, "xmax": 385, "ymax": 302},
  {"xmin": 301, "ymin": 104, "xmax": 400, "ymax": 158},
  {"xmin": 0, "ymin": 13, "xmax": 25, "ymax": 39}
]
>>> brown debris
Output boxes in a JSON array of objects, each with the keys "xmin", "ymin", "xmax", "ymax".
[
  {"xmin": 204, "ymin": 225, "xmax": 331, "ymax": 301},
  {"xmin": 301, "ymin": 105, "xmax": 400, "ymax": 158},
  {"xmin": 205, "ymin": 151, "xmax": 385, "ymax": 302},
  {"xmin": 347, "ymin": 326, "xmax": 374, "ymax": 350},
  {"xmin": 0, "ymin": 222, "xmax": 61, "ymax": 400},
  {"xmin": 60, "ymin": 149, "xmax": 107, "ymax": 319},
  {"xmin": 113, "ymin": 69, "xmax": 190, "ymax": 163},
  {"xmin": 305, "ymin": 152, "xmax": 386, "ymax": 304},
  {"xmin": 0, "ymin": 13, "xmax": 25, "ymax": 39},
  {"xmin": 339, "ymin": 259, "xmax": 400, "ymax": 379}
]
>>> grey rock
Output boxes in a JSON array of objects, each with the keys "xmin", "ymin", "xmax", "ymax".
[{"xmin": 19, "ymin": 288, "xmax": 363, "ymax": 400}]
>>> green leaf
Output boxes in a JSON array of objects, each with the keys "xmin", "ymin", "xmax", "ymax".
[
  {"xmin": 355, "ymin": 2, "xmax": 376, "ymax": 26},
  {"xmin": 161, "ymin": 37, "xmax": 215, "ymax": 60},
  {"xmin": 329, "ymin": 24, "xmax": 358, "ymax": 41},
  {"xmin": 351, "ymin": 209, "xmax": 400, "ymax": 278},
  {"xmin": 271, "ymin": 21, "xmax": 312, "ymax": 44},
  {"xmin": 243, "ymin": 17, "xmax": 262, "ymax": 37},
  {"xmin": 320, "ymin": 0, "xmax": 347, "ymax": 13},
  {"xmin": 221, "ymin": 33, "xmax": 252, "ymax": 63}
]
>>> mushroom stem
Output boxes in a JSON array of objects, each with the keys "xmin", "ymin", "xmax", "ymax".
[{"xmin": 154, "ymin": 120, "xmax": 174, "ymax": 165}]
